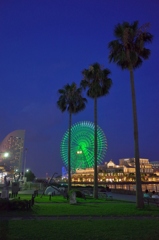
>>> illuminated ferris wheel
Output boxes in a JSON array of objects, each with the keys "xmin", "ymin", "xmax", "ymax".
[{"xmin": 60, "ymin": 121, "xmax": 107, "ymax": 171}]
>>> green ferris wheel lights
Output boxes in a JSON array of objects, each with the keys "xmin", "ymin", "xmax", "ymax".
[{"xmin": 61, "ymin": 121, "xmax": 107, "ymax": 171}]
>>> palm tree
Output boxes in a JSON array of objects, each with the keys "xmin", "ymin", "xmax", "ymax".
[
  {"xmin": 81, "ymin": 63, "xmax": 112, "ymax": 198},
  {"xmin": 57, "ymin": 83, "xmax": 87, "ymax": 192},
  {"xmin": 108, "ymin": 21, "xmax": 153, "ymax": 208}
]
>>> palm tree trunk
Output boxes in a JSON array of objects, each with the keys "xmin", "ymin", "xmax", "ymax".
[
  {"xmin": 68, "ymin": 112, "xmax": 72, "ymax": 192},
  {"xmin": 129, "ymin": 68, "xmax": 144, "ymax": 208},
  {"xmin": 93, "ymin": 96, "xmax": 98, "ymax": 199}
]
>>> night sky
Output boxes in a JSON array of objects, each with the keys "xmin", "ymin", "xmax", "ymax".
[{"xmin": 0, "ymin": 0, "xmax": 158, "ymax": 178}]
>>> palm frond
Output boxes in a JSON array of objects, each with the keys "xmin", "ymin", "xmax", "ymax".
[
  {"xmin": 108, "ymin": 20, "xmax": 153, "ymax": 70},
  {"xmin": 57, "ymin": 82, "xmax": 87, "ymax": 115},
  {"xmin": 81, "ymin": 62, "xmax": 112, "ymax": 98}
]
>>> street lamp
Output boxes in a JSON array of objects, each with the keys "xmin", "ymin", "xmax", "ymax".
[
  {"xmin": 0, "ymin": 152, "xmax": 9, "ymax": 185},
  {"xmin": 3, "ymin": 152, "xmax": 9, "ymax": 158},
  {"xmin": 0, "ymin": 152, "xmax": 9, "ymax": 159},
  {"xmin": 23, "ymin": 148, "xmax": 28, "ymax": 175}
]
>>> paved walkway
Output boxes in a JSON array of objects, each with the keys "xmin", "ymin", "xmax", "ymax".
[
  {"xmin": 1, "ymin": 215, "xmax": 158, "ymax": 221},
  {"xmin": 107, "ymin": 192, "xmax": 136, "ymax": 202}
]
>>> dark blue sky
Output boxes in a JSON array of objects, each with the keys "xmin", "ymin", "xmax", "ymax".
[{"xmin": 0, "ymin": 0, "xmax": 158, "ymax": 178}]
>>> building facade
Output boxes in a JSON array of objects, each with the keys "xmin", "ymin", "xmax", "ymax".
[
  {"xmin": 0, "ymin": 130, "xmax": 25, "ymax": 174},
  {"xmin": 150, "ymin": 161, "xmax": 159, "ymax": 169},
  {"xmin": 71, "ymin": 158, "xmax": 155, "ymax": 183},
  {"xmin": 119, "ymin": 158, "xmax": 153, "ymax": 174}
]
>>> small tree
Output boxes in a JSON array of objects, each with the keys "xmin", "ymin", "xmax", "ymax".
[{"xmin": 25, "ymin": 170, "xmax": 36, "ymax": 182}]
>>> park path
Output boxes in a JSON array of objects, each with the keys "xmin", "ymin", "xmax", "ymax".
[{"xmin": 0, "ymin": 215, "xmax": 159, "ymax": 221}]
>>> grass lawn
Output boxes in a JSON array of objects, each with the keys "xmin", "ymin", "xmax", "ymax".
[
  {"xmin": 0, "ymin": 194, "xmax": 159, "ymax": 239},
  {"xmin": 1, "ymin": 219, "xmax": 159, "ymax": 240},
  {"xmin": 5, "ymin": 194, "xmax": 159, "ymax": 216}
]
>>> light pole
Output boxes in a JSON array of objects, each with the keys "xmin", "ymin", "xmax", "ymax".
[
  {"xmin": 0, "ymin": 152, "xmax": 10, "ymax": 198},
  {"xmin": 25, "ymin": 169, "xmax": 30, "ymax": 182},
  {"xmin": 0, "ymin": 152, "xmax": 9, "ymax": 183},
  {"xmin": 23, "ymin": 148, "xmax": 28, "ymax": 175}
]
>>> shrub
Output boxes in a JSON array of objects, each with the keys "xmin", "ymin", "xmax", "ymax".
[{"xmin": 0, "ymin": 198, "xmax": 33, "ymax": 211}]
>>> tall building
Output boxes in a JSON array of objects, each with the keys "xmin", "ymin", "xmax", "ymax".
[
  {"xmin": 0, "ymin": 130, "xmax": 25, "ymax": 173},
  {"xmin": 62, "ymin": 166, "xmax": 67, "ymax": 178}
]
